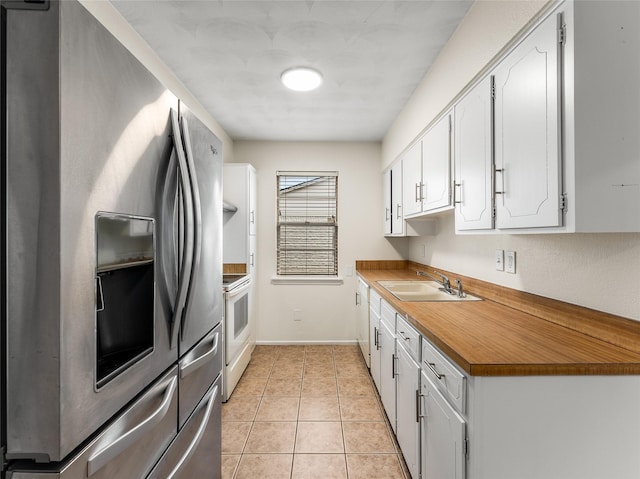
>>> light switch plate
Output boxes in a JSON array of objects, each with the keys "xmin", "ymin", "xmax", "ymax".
[
  {"xmin": 506, "ymin": 251, "xmax": 516, "ymax": 274},
  {"xmin": 495, "ymin": 250, "xmax": 504, "ymax": 271}
]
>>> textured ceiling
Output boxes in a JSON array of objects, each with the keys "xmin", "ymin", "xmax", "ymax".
[{"xmin": 110, "ymin": 0, "xmax": 473, "ymax": 142}]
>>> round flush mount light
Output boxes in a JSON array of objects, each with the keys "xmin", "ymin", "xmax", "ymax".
[{"xmin": 280, "ymin": 67, "xmax": 323, "ymax": 92}]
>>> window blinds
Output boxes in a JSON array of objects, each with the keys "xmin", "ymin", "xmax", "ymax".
[{"xmin": 277, "ymin": 172, "xmax": 338, "ymax": 275}]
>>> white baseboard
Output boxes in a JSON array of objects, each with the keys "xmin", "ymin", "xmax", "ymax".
[{"xmin": 255, "ymin": 339, "xmax": 359, "ymax": 346}]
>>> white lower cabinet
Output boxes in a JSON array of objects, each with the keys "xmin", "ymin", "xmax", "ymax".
[
  {"xmin": 367, "ymin": 292, "xmax": 640, "ymax": 479},
  {"xmin": 379, "ymin": 300, "xmax": 397, "ymax": 433},
  {"xmin": 369, "ymin": 290, "xmax": 382, "ymax": 391},
  {"xmin": 396, "ymin": 341, "xmax": 421, "ymax": 479},
  {"xmin": 356, "ymin": 278, "xmax": 370, "ymax": 368},
  {"xmin": 421, "ymin": 372, "xmax": 466, "ymax": 479}
]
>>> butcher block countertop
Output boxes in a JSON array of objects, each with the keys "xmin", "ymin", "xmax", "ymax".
[{"xmin": 356, "ymin": 261, "xmax": 640, "ymax": 376}]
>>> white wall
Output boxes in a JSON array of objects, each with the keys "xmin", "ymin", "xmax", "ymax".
[
  {"xmin": 79, "ymin": 0, "xmax": 234, "ymax": 161},
  {"xmin": 233, "ymin": 141, "xmax": 407, "ymax": 343},
  {"xmin": 383, "ymin": 0, "xmax": 640, "ymax": 321}
]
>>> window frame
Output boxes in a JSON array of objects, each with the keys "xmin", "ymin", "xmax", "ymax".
[{"xmin": 273, "ymin": 170, "xmax": 341, "ymax": 283}]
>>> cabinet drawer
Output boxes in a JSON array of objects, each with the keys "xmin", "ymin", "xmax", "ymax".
[
  {"xmin": 421, "ymin": 340, "xmax": 466, "ymax": 413},
  {"xmin": 380, "ymin": 299, "xmax": 396, "ymax": 330},
  {"xmin": 396, "ymin": 315, "xmax": 420, "ymax": 363},
  {"xmin": 369, "ymin": 289, "xmax": 382, "ymax": 317}
]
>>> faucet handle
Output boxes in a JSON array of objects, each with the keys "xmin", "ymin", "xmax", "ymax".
[{"xmin": 436, "ymin": 271, "xmax": 450, "ymax": 288}]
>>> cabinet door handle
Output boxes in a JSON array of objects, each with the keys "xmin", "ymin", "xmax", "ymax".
[
  {"xmin": 250, "ymin": 210, "xmax": 255, "ymax": 224},
  {"xmin": 425, "ymin": 361, "xmax": 445, "ymax": 380},
  {"xmin": 355, "ymin": 291, "xmax": 360, "ymax": 306},
  {"xmin": 495, "ymin": 167, "xmax": 505, "ymax": 195},
  {"xmin": 376, "ymin": 328, "xmax": 381, "ymax": 351},
  {"xmin": 453, "ymin": 182, "xmax": 462, "ymax": 205},
  {"xmin": 398, "ymin": 331, "xmax": 410, "ymax": 342},
  {"xmin": 385, "ymin": 207, "xmax": 390, "ymax": 221},
  {"xmin": 391, "ymin": 354, "xmax": 397, "ymax": 379},
  {"xmin": 250, "ymin": 253, "xmax": 255, "ymax": 267},
  {"xmin": 396, "ymin": 204, "xmax": 402, "ymax": 219},
  {"xmin": 415, "ymin": 183, "xmax": 421, "ymax": 203},
  {"xmin": 421, "ymin": 182, "xmax": 426, "ymax": 202},
  {"xmin": 373, "ymin": 326, "xmax": 378, "ymax": 347},
  {"xmin": 416, "ymin": 389, "xmax": 422, "ymax": 423}
]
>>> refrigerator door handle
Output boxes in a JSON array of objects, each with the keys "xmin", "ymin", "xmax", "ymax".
[
  {"xmin": 179, "ymin": 330, "xmax": 219, "ymax": 379},
  {"xmin": 179, "ymin": 116, "xmax": 203, "ymax": 341},
  {"xmin": 170, "ymin": 109, "xmax": 195, "ymax": 349},
  {"xmin": 86, "ymin": 376, "xmax": 178, "ymax": 476},
  {"xmin": 166, "ymin": 384, "xmax": 219, "ymax": 479}
]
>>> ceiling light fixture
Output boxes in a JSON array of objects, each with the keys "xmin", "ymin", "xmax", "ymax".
[{"xmin": 281, "ymin": 67, "xmax": 323, "ymax": 92}]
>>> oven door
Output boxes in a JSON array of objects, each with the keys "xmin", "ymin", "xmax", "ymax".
[{"xmin": 224, "ymin": 279, "xmax": 252, "ymax": 364}]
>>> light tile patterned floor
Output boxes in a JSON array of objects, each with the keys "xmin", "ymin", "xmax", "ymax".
[{"xmin": 221, "ymin": 345, "xmax": 410, "ymax": 479}]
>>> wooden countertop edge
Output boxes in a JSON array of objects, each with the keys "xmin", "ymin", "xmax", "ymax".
[{"xmin": 356, "ymin": 260, "xmax": 640, "ymax": 377}]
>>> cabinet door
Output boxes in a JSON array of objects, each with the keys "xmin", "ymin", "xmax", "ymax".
[
  {"xmin": 248, "ymin": 167, "xmax": 257, "ymax": 236},
  {"xmin": 383, "ymin": 169, "xmax": 392, "ymax": 235},
  {"xmin": 422, "ymin": 113, "xmax": 452, "ymax": 212},
  {"xmin": 421, "ymin": 373, "xmax": 466, "ymax": 479},
  {"xmin": 391, "ymin": 162, "xmax": 404, "ymax": 235},
  {"xmin": 356, "ymin": 279, "xmax": 370, "ymax": 368},
  {"xmin": 248, "ymin": 235, "xmax": 256, "ymax": 277},
  {"xmin": 369, "ymin": 306, "xmax": 381, "ymax": 391},
  {"xmin": 396, "ymin": 343, "xmax": 420, "ymax": 479},
  {"xmin": 402, "ymin": 140, "xmax": 423, "ymax": 217},
  {"xmin": 454, "ymin": 77, "xmax": 494, "ymax": 231},
  {"xmin": 493, "ymin": 12, "xmax": 562, "ymax": 229},
  {"xmin": 379, "ymin": 320, "xmax": 396, "ymax": 433}
]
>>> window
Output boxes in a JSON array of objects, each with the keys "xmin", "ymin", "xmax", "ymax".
[{"xmin": 277, "ymin": 171, "xmax": 338, "ymax": 276}]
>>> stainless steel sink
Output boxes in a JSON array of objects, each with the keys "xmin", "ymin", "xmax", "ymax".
[{"xmin": 377, "ymin": 280, "xmax": 482, "ymax": 302}]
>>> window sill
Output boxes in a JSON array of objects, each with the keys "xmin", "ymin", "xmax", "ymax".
[{"xmin": 271, "ymin": 275, "xmax": 344, "ymax": 285}]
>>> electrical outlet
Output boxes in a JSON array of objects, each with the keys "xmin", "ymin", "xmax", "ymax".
[
  {"xmin": 293, "ymin": 309, "xmax": 303, "ymax": 321},
  {"xmin": 506, "ymin": 251, "xmax": 516, "ymax": 274},
  {"xmin": 495, "ymin": 250, "xmax": 504, "ymax": 271},
  {"xmin": 420, "ymin": 244, "xmax": 426, "ymax": 258}
]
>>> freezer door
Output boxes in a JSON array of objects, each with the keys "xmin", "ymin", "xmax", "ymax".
[
  {"xmin": 4, "ymin": 1, "xmax": 178, "ymax": 462},
  {"xmin": 178, "ymin": 108, "xmax": 223, "ymax": 354},
  {"xmin": 147, "ymin": 375, "xmax": 222, "ymax": 479},
  {"xmin": 7, "ymin": 368, "xmax": 179, "ymax": 479},
  {"xmin": 178, "ymin": 322, "xmax": 223, "ymax": 428}
]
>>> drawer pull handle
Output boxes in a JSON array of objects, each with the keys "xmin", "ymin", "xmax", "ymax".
[{"xmin": 425, "ymin": 361, "xmax": 445, "ymax": 380}]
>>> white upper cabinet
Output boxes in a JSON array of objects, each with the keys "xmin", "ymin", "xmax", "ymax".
[
  {"xmin": 567, "ymin": 0, "xmax": 640, "ymax": 232},
  {"xmin": 391, "ymin": 161, "xmax": 404, "ymax": 236},
  {"xmin": 223, "ymin": 163, "xmax": 256, "ymax": 267},
  {"xmin": 422, "ymin": 113, "xmax": 453, "ymax": 213},
  {"xmin": 493, "ymin": 11, "xmax": 562, "ymax": 230},
  {"xmin": 383, "ymin": 160, "xmax": 407, "ymax": 237},
  {"xmin": 403, "ymin": 113, "xmax": 453, "ymax": 219},
  {"xmin": 454, "ymin": 76, "xmax": 494, "ymax": 231},
  {"xmin": 402, "ymin": 140, "xmax": 423, "ymax": 217},
  {"xmin": 382, "ymin": 169, "xmax": 392, "ymax": 235},
  {"xmin": 248, "ymin": 166, "xmax": 257, "ymax": 236}
]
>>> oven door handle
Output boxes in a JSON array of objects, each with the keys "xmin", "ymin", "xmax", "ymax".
[
  {"xmin": 180, "ymin": 329, "xmax": 219, "ymax": 379},
  {"xmin": 170, "ymin": 109, "xmax": 195, "ymax": 349},
  {"xmin": 87, "ymin": 376, "xmax": 177, "ymax": 476},
  {"xmin": 226, "ymin": 279, "xmax": 252, "ymax": 299}
]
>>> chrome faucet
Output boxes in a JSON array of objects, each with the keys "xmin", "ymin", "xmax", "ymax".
[
  {"xmin": 417, "ymin": 270, "xmax": 455, "ymax": 295},
  {"xmin": 455, "ymin": 279, "xmax": 466, "ymax": 298}
]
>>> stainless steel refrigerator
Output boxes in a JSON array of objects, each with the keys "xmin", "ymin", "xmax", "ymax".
[{"xmin": 1, "ymin": 1, "xmax": 222, "ymax": 477}]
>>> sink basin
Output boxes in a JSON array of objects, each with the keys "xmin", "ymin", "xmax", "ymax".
[{"xmin": 377, "ymin": 280, "xmax": 482, "ymax": 302}]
